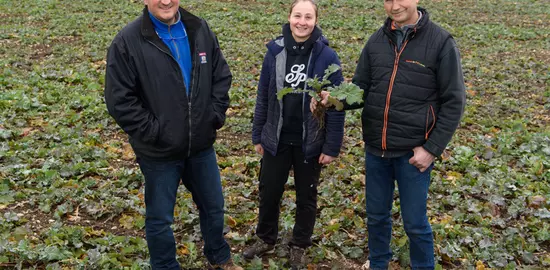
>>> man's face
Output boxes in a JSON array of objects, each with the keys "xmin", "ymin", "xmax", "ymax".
[
  {"xmin": 384, "ymin": 0, "xmax": 419, "ymax": 27},
  {"xmin": 144, "ymin": 0, "xmax": 180, "ymax": 25}
]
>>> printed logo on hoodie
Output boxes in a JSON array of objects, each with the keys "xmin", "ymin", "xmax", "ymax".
[{"xmin": 285, "ymin": 64, "xmax": 307, "ymax": 89}]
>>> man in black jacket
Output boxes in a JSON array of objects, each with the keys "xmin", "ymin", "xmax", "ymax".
[
  {"xmin": 314, "ymin": 1, "xmax": 466, "ymax": 269},
  {"xmin": 104, "ymin": 0, "xmax": 241, "ymax": 269}
]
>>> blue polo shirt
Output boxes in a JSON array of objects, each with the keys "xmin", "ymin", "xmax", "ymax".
[{"xmin": 149, "ymin": 11, "xmax": 192, "ymax": 95}]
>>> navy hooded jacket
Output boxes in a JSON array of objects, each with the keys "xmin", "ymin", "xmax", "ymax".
[{"xmin": 252, "ymin": 27, "xmax": 345, "ymax": 159}]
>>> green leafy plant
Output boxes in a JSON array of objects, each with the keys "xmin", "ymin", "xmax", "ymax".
[{"xmin": 277, "ymin": 64, "xmax": 363, "ymax": 128}]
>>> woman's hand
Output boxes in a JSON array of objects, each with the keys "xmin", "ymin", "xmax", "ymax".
[
  {"xmin": 318, "ymin": 153, "xmax": 336, "ymax": 165},
  {"xmin": 310, "ymin": 91, "xmax": 331, "ymax": 113},
  {"xmin": 254, "ymin": 144, "xmax": 264, "ymax": 155}
]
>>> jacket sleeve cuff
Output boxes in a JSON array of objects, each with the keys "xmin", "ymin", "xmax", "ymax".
[
  {"xmin": 423, "ymin": 140, "xmax": 443, "ymax": 158},
  {"xmin": 213, "ymin": 111, "xmax": 225, "ymax": 130},
  {"xmin": 342, "ymin": 101, "xmax": 363, "ymax": 111},
  {"xmin": 252, "ymin": 134, "xmax": 261, "ymax": 145},
  {"xmin": 322, "ymin": 144, "xmax": 340, "ymax": 158}
]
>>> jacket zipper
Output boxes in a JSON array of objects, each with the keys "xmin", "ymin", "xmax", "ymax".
[
  {"xmin": 169, "ymin": 25, "xmax": 181, "ymax": 60},
  {"xmin": 382, "ymin": 40, "xmax": 409, "ymax": 153},
  {"xmin": 145, "ymin": 37, "xmax": 194, "ymax": 157},
  {"xmin": 302, "ymin": 52, "xmax": 313, "ymax": 162},
  {"xmin": 188, "ymin": 43, "xmax": 198, "ymax": 157},
  {"xmin": 381, "ymin": 25, "xmax": 419, "ymax": 156}
]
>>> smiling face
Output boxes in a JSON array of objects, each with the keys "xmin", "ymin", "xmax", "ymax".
[
  {"xmin": 144, "ymin": 0, "xmax": 180, "ymax": 25},
  {"xmin": 384, "ymin": 0, "xmax": 419, "ymax": 27},
  {"xmin": 288, "ymin": 0, "xmax": 318, "ymax": 43}
]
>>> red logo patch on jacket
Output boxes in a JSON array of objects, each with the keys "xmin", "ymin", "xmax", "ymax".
[{"xmin": 199, "ymin": 52, "xmax": 207, "ymax": 64}]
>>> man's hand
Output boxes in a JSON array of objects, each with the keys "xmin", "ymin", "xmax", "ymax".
[
  {"xmin": 254, "ymin": 144, "xmax": 264, "ymax": 155},
  {"xmin": 319, "ymin": 153, "xmax": 336, "ymax": 165},
  {"xmin": 409, "ymin": 146, "xmax": 435, "ymax": 172},
  {"xmin": 310, "ymin": 91, "xmax": 331, "ymax": 113}
]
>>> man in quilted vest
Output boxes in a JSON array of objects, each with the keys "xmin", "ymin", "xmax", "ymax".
[{"xmin": 314, "ymin": 0, "xmax": 466, "ymax": 269}]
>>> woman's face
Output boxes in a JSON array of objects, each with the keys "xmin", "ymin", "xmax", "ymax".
[{"xmin": 288, "ymin": 1, "xmax": 317, "ymax": 42}]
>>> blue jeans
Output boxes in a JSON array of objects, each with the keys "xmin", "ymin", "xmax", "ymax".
[
  {"xmin": 365, "ymin": 151, "xmax": 434, "ymax": 270},
  {"xmin": 137, "ymin": 147, "xmax": 230, "ymax": 269}
]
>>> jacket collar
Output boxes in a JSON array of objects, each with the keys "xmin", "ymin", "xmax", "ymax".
[
  {"xmin": 282, "ymin": 23, "xmax": 323, "ymax": 56},
  {"xmin": 148, "ymin": 10, "xmax": 183, "ymax": 35},
  {"xmin": 267, "ymin": 27, "xmax": 328, "ymax": 58},
  {"xmin": 383, "ymin": 7, "xmax": 429, "ymax": 41},
  {"xmin": 390, "ymin": 10, "xmax": 423, "ymax": 31},
  {"xmin": 141, "ymin": 7, "xmax": 202, "ymax": 55}
]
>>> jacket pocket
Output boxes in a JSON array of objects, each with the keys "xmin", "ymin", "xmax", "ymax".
[
  {"xmin": 157, "ymin": 115, "xmax": 175, "ymax": 147},
  {"xmin": 425, "ymin": 105, "xmax": 436, "ymax": 140},
  {"xmin": 261, "ymin": 123, "xmax": 277, "ymax": 145},
  {"xmin": 404, "ymin": 59, "xmax": 435, "ymax": 75},
  {"xmin": 208, "ymin": 104, "xmax": 223, "ymax": 130}
]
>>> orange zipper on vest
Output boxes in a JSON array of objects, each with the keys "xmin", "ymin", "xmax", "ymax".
[{"xmin": 382, "ymin": 40, "xmax": 410, "ymax": 151}]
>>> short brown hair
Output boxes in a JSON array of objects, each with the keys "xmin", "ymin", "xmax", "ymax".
[{"xmin": 289, "ymin": 0, "xmax": 319, "ymax": 18}]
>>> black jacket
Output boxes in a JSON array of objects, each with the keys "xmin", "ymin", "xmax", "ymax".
[
  {"xmin": 349, "ymin": 8, "xmax": 466, "ymax": 157},
  {"xmin": 104, "ymin": 7, "xmax": 232, "ymax": 160}
]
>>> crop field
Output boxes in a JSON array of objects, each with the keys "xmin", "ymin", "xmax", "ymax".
[{"xmin": 0, "ymin": 0, "xmax": 549, "ymax": 269}]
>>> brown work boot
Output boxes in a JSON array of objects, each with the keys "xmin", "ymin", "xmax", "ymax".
[
  {"xmin": 289, "ymin": 245, "xmax": 306, "ymax": 270},
  {"xmin": 210, "ymin": 258, "xmax": 243, "ymax": 270},
  {"xmin": 242, "ymin": 239, "xmax": 275, "ymax": 260}
]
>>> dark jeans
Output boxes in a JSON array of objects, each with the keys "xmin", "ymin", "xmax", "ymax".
[
  {"xmin": 365, "ymin": 151, "xmax": 435, "ymax": 270},
  {"xmin": 256, "ymin": 144, "xmax": 322, "ymax": 248},
  {"xmin": 137, "ymin": 147, "xmax": 230, "ymax": 269}
]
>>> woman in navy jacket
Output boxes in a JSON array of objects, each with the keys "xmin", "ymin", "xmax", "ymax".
[{"xmin": 245, "ymin": 0, "xmax": 345, "ymax": 268}]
